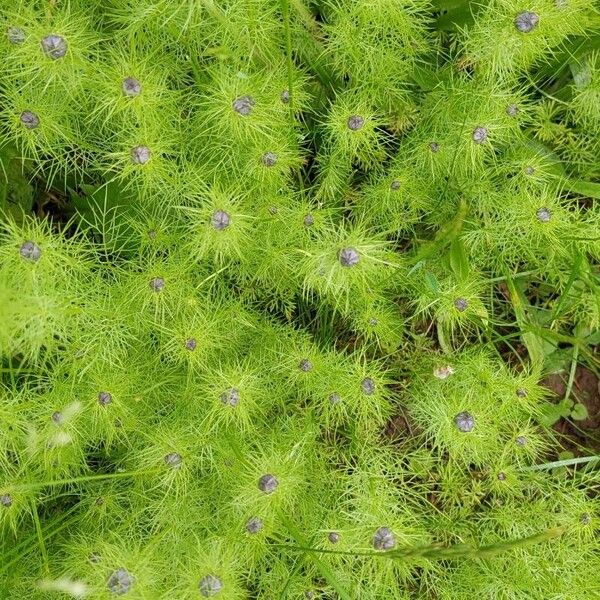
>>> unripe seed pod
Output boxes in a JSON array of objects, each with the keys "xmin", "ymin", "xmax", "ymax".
[
  {"xmin": 328, "ymin": 531, "xmax": 340, "ymax": 544},
  {"xmin": 98, "ymin": 391, "xmax": 112, "ymax": 406},
  {"xmin": 199, "ymin": 574, "xmax": 223, "ymax": 597},
  {"xmin": 497, "ymin": 472, "xmax": 507, "ymax": 481},
  {"xmin": 7, "ymin": 26, "xmax": 25, "ymax": 44},
  {"xmin": 130, "ymin": 146, "xmax": 151, "ymax": 165},
  {"xmin": 246, "ymin": 516, "xmax": 264, "ymax": 534},
  {"xmin": 516, "ymin": 388, "xmax": 528, "ymax": 398},
  {"xmin": 506, "ymin": 104, "xmax": 519, "ymax": 117},
  {"xmin": 122, "ymin": 77, "xmax": 142, "ymax": 97},
  {"xmin": 0, "ymin": 494, "xmax": 12, "ymax": 508},
  {"xmin": 220, "ymin": 388, "xmax": 240, "ymax": 407},
  {"xmin": 429, "ymin": 142, "xmax": 440, "ymax": 153},
  {"xmin": 454, "ymin": 411, "xmax": 475, "ymax": 432},
  {"xmin": 233, "ymin": 95, "xmax": 255, "ymax": 116},
  {"xmin": 373, "ymin": 527, "xmax": 396, "ymax": 550},
  {"xmin": 472, "ymin": 126, "xmax": 488, "ymax": 144},
  {"xmin": 515, "ymin": 11, "xmax": 539, "ymax": 33},
  {"xmin": 328, "ymin": 392, "xmax": 341, "ymax": 405},
  {"xmin": 211, "ymin": 210, "xmax": 230, "ymax": 231},
  {"xmin": 515, "ymin": 435, "xmax": 527, "ymax": 446},
  {"xmin": 107, "ymin": 568, "xmax": 133, "ymax": 595},
  {"xmin": 454, "ymin": 298, "xmax": 468, "ymax": 312},
  {"xmin": 261, "ymin": 151, "xmax": 278, "ymax": 167},
  {"xmin": 149, "ymin": 277, "xmax": 165, "ymax": 293},
  {"xmin": 298, "ymin": 359, "xmax": 313, "ymax": 372},
  {"xmin": 338, "ymin": 247, "xmax": 360, "ymax": 267},
  {"xmin": 347, "ymin": 115, "xmax": 364, "ymax": 131},
  {"xmin": 361, "ymin": 377, "xmax": 375, "ymax": 395},
  {"xmin": 280, "ymin": 90, "xmax": 290, "ymax": 104},
  {"xmin": 20, "ymin": 111, "xmax": 40, "ymax": 129},
  {"xmin": 536, "ymin": 207, "xmax": 551, "ymax": 223},
  {"xmin": 41, "ymin": 34, "xmax": 68, "ymax": 59},
  {"xmin": 185, "ymin": 338, "xmax": 197, "ymax": 351},
  {"xmin": 390, "ymin": 180, "xmax": 401, "ymax": 191},
  {"xmin": 303, "ymin": 214, "xmax": 314, "ymax": 227},
  {"xmin": 19, "ymin": 240, "xmax": 42, "ymax": 262},
  {"xmin": 581, "ymin": 512, "xmax": 591, "ymax": 525},
  {"xmin": 258, "ymin": 474, "xmax": 278, "ymax": 494},
  {"xmin": 164, "ymin": 452, "xmax": 182, "ymax": 469}
]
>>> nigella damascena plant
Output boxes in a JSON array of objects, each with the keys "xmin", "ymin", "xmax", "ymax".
[
  {"xmin": 107, "ymin": 568, "xmax": 133, "ymax": 595},
  {"xmin": 373, "ymin": 526, "xmax": 396, "ymax": 551},
  {"xmin": 211, "ymin": 210, "xmax": 230, "ymax": 231},
  {"xmin": 339, "ymin": 247, "xmax": 360, "ymax": 267},
  {"xmin": 220, "ymin": 388, "xmax": 240, "ymax": 407},
  {"xmin": 164, "ymin": 452, "xmax": 183, "ymax": 469},
  {"xmin": 122, "ymin": 77, "xmax": 142, "ymax": 97},
  {"xmin": 514, "ymin": 11, "xmax": 539, "ymax": 33},
  {"xmin": 199, "ymin": 575, "xmax": 223, "ymax": 597},
  {"xmin": 20, "ymin": 111, "xmax": 40, "ymax": 130},
  {"xmin": 258, "ymin": 474, "xmax": 278, "ymax": 494},
  {"xmin": 454, "ymin": 411, "xmax": 475, "ymax": 433},
  {"xmin": 19, "ymin": 240, "xmax": 42, "ymax": 262},
  {"xmin": 97, "ymin": 391, "xmax": 112, "ymax": 406},
  {"xmin": 41, "ymin": 34, "xmax": 68, "ymax": 59},
  {"xmin": 131, "ymin": 145, "xmax": 151, "ymax": 165},
  {"xmin": 261, "ymin": 151, "xmax": 278, "ymax": 167},
  {"xmin": 233, "ymin": 95, "xmax": 255, "ymax": 116},
  {"xmin": 7, "ymin": 26, "xmax": 25, "ymax": 44},
  {"xmin": 347, "ymin": 115, "xmax": 365, "ymax": 131},
  {"xmin": 472, "ymin": 126, "xmax": 488, "ymax": 144},
  {"xmin": 149, "ymin": 276, "xmax": 165, "ymax": 293},
  {"xmin": 246, "ymin": 516, "xmax": 264, "ymax": 534}
]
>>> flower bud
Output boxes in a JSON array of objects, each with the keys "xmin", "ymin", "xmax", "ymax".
[
  {"xmin": 199, "ymin": 575, "xmax": 223, "ymax": 597},
  {"xmin": 373, "ymin": 526, "xmax": 396, "ymax": 550},
  {"xmin": 258, "ymin": 474, "xmax": 278, "ymax": 494},
  {"xmin": 107, "ymin": 568, "xmax": 133, "ymax": 595},
  {"xmin": 338, "ymin": 247, "xmax": 360, "ymax": 267},
  {"xmin": 41, "ymin": 34, "xmax": 68, "ymax": 59},
  {"xmin": 98, "ymin": 391, "xmax": 112, "ymax": 407},
  {"xmin": 515, "ymin": 11, "xmax": 539, "ymax": 33},
  {"xmin": 233, "ymin": 95, "xmax": 255, "ymax": 116},
  {"xmin": 122, "ymin": 77, "xmax": 142, "ymax": 97},
  {"xmin": 454, "ymin": 411, "xmax": 475, "ymax": 432},
  {"xmin": 211, "ymin": 210, "xmax": 230, "ymax": 231},
  {"xmin": 131, "ymin": 146, "xmax": 151, "ymax": 165},
  {"xmin": 20, "ymin": 111, "xmax": 40, "ymax": 129},
  {"xmin": 347, "ymin": 115, "xmax": 364, "ymax": 131},
  {"xmin": 19, "ymin": 240, "xmax": 42, "ymax": 262}
]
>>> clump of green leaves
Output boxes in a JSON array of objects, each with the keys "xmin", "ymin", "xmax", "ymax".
[{"xmin": 1, "ymin": 0, "xmax": 599, "ymax": 598}]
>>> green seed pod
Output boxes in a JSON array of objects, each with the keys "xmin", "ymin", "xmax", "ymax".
[
  {"xmin": 199, "ymin": 574, "xmax": 223, "ymax": 597},
  {"xmin": 233, "ymin": 95, "xmax": 255, "ymax": 116},
  {"xmin": 373, "ymin": 526, "xmax": 396, "ymax": 550},
  {"xmin": 220, "ymin": 388, "xmax": 240, "ymax": 407},
  {"xmin": 246, "ymin": 517, "xmax": 264, "ymax": 534},
  {"xmin": 98, "ymin": 391, "xmax": 112, "ymax": 406},
  {"xmin": 107, "ymin": 568, "xmax": 133, "ymax": 595},
  {"xmin": 41, "ymin": 34, "xmax": 68, "ymax": 59},
  {"xmin": 339, "ymin": 247, "xmax": 360, "ymax": 267},
  {"xmin": 149, "ymin": 277, "xmax": 165, "ymax": 293},
  {"xmin": 211, "ymin": 210, "xmax": 230, "ymax": 231},
  {"xmin": 164, "ymin": 452, "xmax": 183, "ymax": 468},
  {"xmin": 131, "ymin": 146, "xmax": 151, "ymax": 165},
  {"xmin": 258, "ymin": 474, "xmax": 278, "ymax": 494},
  {"xmin": 261, "ymin": 152, "xmax": 278, "ymax": 167},
  {"xmin": 536, "ymin": 207, "xmax": 551, "ymax": 223},
  {"xmin": 454, "ymin": 298, "xmax": 468, "ymax": 312},
  {"xmin": 20, "ymin": 111, "xmax": 40, "ymax": 130},
  {"xmin": 347, "ymin": 115, "xmax": 364, "ymax": 131},
  {"xmin": 7, "ymin": 26, "xmax": 25, "ymax": 44},
  {"xmin": 0, "ymin": 494, "xmax": 12, "ymax": 508},
  {"xmin": 514, "ymin": 11, "xmax": 539, "ymax": 33},
  {"xmin": 472, "ymin": 126, "xmax": 488, "ymax": 144},
  {"xmin": 122, "ymin": 77, "xmax": 142, "ymax": 97},
  {"xmin": 19, "ymin": 240, "xmax": 42, "ymax": 262},
  {"xmin": 454, "ymin": 411, "xmax": 475, "ymax": 432}
]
